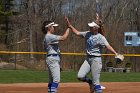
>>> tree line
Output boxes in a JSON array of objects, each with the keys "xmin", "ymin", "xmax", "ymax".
[{"xmin": 0, "ymin": 0, "xmax": 140, "ymax": 71}]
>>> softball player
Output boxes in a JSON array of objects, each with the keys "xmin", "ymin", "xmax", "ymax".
[
  {"xmin": 42, "ymin": 21, "xmax": 69, "ymax": 93},
  {"xmin": 65, "ymin": 17, "xmax": 118, "ymax": 93}
]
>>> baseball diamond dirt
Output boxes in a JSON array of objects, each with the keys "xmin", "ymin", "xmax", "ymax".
[{"xmin": 0, "ymin": 82, "xmax": 139, "ymax": 93}]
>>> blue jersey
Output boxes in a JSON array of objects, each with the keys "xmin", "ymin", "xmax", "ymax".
[
  {"xmin": 43, "ymin": 34, "xmax": 61, "ymax": 55},
  {"xmin": 79, "ymin": 31, "xmax": 109, "ymax": 56}
]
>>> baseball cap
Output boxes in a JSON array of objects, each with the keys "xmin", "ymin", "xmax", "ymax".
[
  {"xmin": 88, "ymin": 22, "xmax": 99, "ymax": 28},
  {"xmin": 45, "ymin": 22, "xmax": 59, "ymax": 28}
]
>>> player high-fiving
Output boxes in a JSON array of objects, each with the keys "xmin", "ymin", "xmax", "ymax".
[
  {"xmin": 65, "ymin": 17, "xmax": 122, "ymax": 93},
  {"xmin": 42, "ymin": 20, "xmax": 70, "ymax": 93}
]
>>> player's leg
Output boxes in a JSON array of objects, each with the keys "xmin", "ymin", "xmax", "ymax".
[
  {"xmin": 46, "ymin": 58, "xmax": 60, "ymax": 93},
  {"xmin": 48, "ymin": 68, "xmax": 53, "ymax": 93},
  {"xmin": 77, "ymin": 59, "xmax": 91, "ymax": 83},
  {"xmin": 91, "ymin": 57, "xmax": 102, "ymax": 93},
  {"xmin": 50, "ymin": 61, "xmax": 60, "ymax": 93},
  {"xmin": 51, "ymin": 62, "xmax": 60, "ymax": 93},
  {"xmin": 46, "ymin": 58, "xmax": 53, "ymax": 93},
  {"xmin": 77, "ymin": 60, "xmax": 94, "ymax": 93}
]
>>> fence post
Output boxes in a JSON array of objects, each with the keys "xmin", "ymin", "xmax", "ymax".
[
  {"xmin": 14, "ymin": 53, "xmax": 17, "ymax": 70},
  {"xmin": 44, "ymin": 54, "xmax": 47, "ymax": 71}
]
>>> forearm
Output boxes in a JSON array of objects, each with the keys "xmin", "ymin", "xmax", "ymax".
[
  {"xmin": 69, "ymin": 25, "xmax": 80, "ymax": 36},
  {"xmin": 63, "ymin": 28, "xmax": 70, "ymax": 38},
  {"xmin": 59, "ymin": 28, "xmax": 70, "ymax": 40},
  {"xmin": 106, "ymin": 44, "xmax": 117, "ymax": 55}
]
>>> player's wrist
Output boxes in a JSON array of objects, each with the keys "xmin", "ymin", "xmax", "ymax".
[
  {"xmin": 115, "ymin": 53, "xmax": 118, "ymax": 56},
  {"xmin": 68, "ymin": 25, "xmax": 72, "ymax": 29}
]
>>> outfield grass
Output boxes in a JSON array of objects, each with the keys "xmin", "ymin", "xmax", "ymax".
[
  {"xmin": 101, "ymin": 72, "xmax": 140, "ymax": 82},
  {"xmin": 0, "ymin": 70, "xmax": 140, "ymax": 83}
]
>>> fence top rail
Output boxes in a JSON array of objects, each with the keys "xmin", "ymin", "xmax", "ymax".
[{"xmin": 0, "ymin": 51, "xmax": 140, "ymax": 57}]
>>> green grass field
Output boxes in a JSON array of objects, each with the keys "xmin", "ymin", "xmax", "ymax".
[{"xmin": 0, "ymin": 70, "xmax": 140, "ymax": 83}]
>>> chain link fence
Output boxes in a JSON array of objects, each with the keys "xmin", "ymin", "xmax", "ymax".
[{"xmin": 0, "ymin": 51, "xmax": 140, "ymax": 72}]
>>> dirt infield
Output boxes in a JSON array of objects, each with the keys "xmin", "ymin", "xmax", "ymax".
[{"xmin": 0, "ymin": 82, "xmax": 140, "ymax": 93}]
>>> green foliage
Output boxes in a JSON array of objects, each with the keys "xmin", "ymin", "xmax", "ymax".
[
  {"xmin": 0, "ymin": 11, "xmax": 13, "ymax": 16},
  {"xmin": 106, "ymin": 62, "xmax": 113, "ymax": 67},
  {"xmin": 0, "ymin": 0, "xmax": 15, "ymax": 16},
  {"xmin": 125, "ymin": 62, "xmax": 132, "ymax": 68}
]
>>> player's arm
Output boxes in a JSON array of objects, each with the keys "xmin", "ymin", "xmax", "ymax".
[
  {"xmin": 101, "ymin": 35, "xmax": 124, "ymax": 62},
  {"xmin": 101, "ymin": 35, "xmax": 117, "ymax": 55},
  {"xmin": 106, "ymin": 42, "xmax": 124, "ymax": 63},
  {"xmin": 65, "ymin": 17, "xmax": 81, "ymax": 36},
  {"xmin": 59, "ymin": 28, "xmax": 70, "ymax": 41},
  {"xmin": 106, "ymin": 44, "xmax": 117, "ymax": 55},
  {"xmin": 69, "ymin": 25, "xmax": 81, "ymax": 36}
]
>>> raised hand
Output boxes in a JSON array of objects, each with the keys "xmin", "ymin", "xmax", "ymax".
[{"xmin": 64, "ymin": 16, "xmax": 71, "ymax": 27}]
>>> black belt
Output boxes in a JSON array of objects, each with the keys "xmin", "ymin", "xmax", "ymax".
[
  {"xmin": 87, "ymin": 55, "xmax": 101, "ymax": 58},
  {"xmin": 47, "ymin": 54, "xmax": 59, "ymax": 57}
]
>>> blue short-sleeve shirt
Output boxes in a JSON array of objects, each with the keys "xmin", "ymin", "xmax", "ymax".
[{"xmin": 79, "ymin": 31, "xmax": 109, "ymax": 56}]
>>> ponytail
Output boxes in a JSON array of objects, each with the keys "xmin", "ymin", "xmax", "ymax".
[{"xmin": 95, "ymin": 20, "xmax": 105, "ymax": 36}]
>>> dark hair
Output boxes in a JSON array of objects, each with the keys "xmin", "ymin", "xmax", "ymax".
[
  {"xmin": 41, "ymin": 21, "xmax": 52, "ymax": 34},
  {"xmin": 95, "ymin": 20, "xmax": 105, "ymax": 36}
]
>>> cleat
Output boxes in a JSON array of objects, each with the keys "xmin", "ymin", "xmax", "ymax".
[
  {"xmin": 95, "ymin": 85, "xmax": 102, "ymax": 93},
  {"xmin": 101, "ymin": 86, "xmax": 106, "ymax": 90}
]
